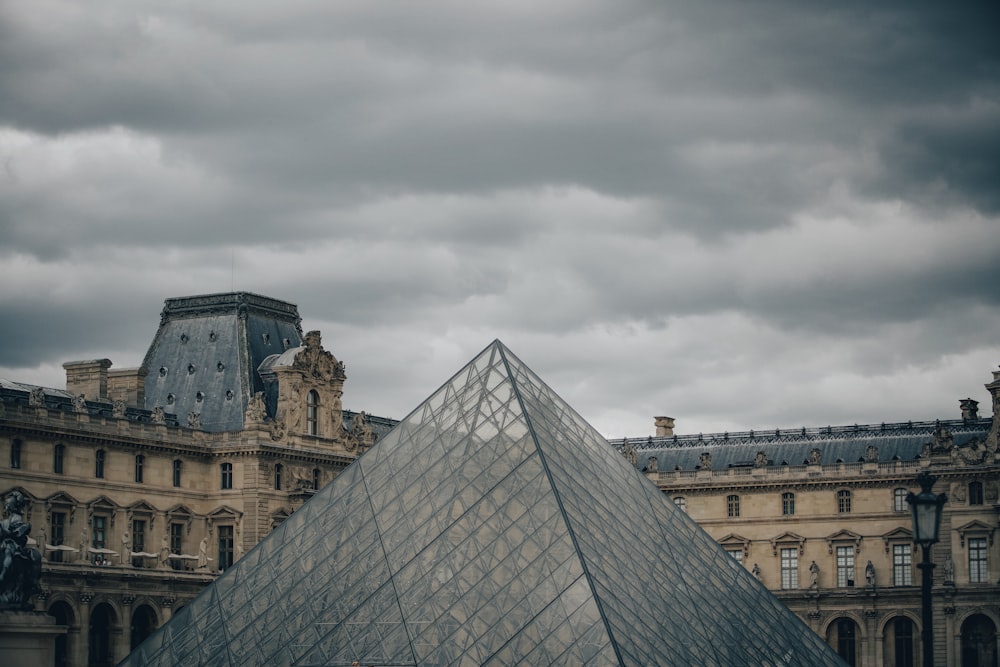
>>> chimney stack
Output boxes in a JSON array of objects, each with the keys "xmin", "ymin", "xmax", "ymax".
[
  {"xmin": 654, "ymin": 416, "xmax": 675, "ymax": 437},
  {"xmin": 960, "ymin": 398, "xmax": 979, "ymax": 420},
  {"xmin": 63, "ymin": 359, "xmax": 112, "ymax": 400}
]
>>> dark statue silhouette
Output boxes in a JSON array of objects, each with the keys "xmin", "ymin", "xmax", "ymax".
[{"xmin": 0, "ymin": 490, "xmax": 43, "ymax": 609}]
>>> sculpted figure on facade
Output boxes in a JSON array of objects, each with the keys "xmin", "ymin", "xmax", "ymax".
[
  {"xmin": 808, "ymin": 561, "xmax": 820, "ymax": 589},
  {"xmin": 943, "ymin": 555, "xmax": 955, "ymax": 583},
  {"xmin": 293, "ymin": 331, "xmax": 345, "ymax": 382},
  {"xmin": 865, "ymin": 445, "xmax": 879, "ymax": 463},
  {"xmin": 751, "ymin": 563, "xmax": 761, "ymax": 580},
  {"xmin": 621, "ymin": 439, "xmax": 637, "ymax": 466},
  {"xmin": 808, "ymin": 448, "xmax": 821, "ymax": 465},
  {"xmin": 865, "ymin": 560, "xmax": 876, "ymax": 587},
  {"xmin": 0, "ymin": 491, "xmax": 42, "ymax": 609},
  {"xmin": 245, "ymin": 392, "xmax": 267, "ymax": 423},
  {"xmin": 699, "ymin": 452, "xmax": 712, "ymax": 470},
  {"xmin": 29, "ymin": 387, "xmax": 45, "ymax": 407},
  {"xmin": 113, "ymin": 398, "xmax": 127, "ymax": 418},
  {"xmin": 187, "ymin": 412, "xmax": 201, "ymax": 429},
  {"xmin": 646, "ymin": 456, "xmax": 658, "ymax": 473},
  {"xmin": 151, "ymin": 406, "xmax": 166, "ymax": 424},
  {"xmin": 72, "ymin": 394, "xmax": 87, "ymax": 413},
  {"xmin": 754, "ymin": 451, "xmax": 768, "ymax": 468}
]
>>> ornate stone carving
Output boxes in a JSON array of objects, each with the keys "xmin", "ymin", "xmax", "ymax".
[
  {"xmin": 931, "ymin": 426, "xmax": 954, "ymax": 454},
  {"xmin": 112, "ymin": 399, "xmax": 127, "ymax": 418},
  {"xmin": 646, "ymin": 456, "xmax": 658, "ymax": 473},
  {"xmin": 699, "ymin": 452, "xmax": 712, "ymax": 470},
  {"xmin": 293, "ymin": 331, "xmax": 345, "ymax": 382},
  {"xmin": 28, "ymin": 387, "xmax": 45, "ymax": 407},
  {"xmin": 621, "ymin": 439, "xmax": 637, "ymax": 466},
  {"xmin": 865, "ymin": 560, "xmax": 876, "ymax": 587},
  {"xmin": 754, "ymin": 451, "xmax": 769, "ymax": 468},
  {"xmin": 187, "ymin": 412, "xmax": 201, "ymax": 429},
  {"xmin": 0, "ymin": 491, "xmax": 42, "ymax": 609},
  {"xmin": 808, "ymin": 448, "xmax": 821, "ymax": 465},
  {"xmin": 121, "ymin": 594, "xmax": 136, "ymax": 606},
  {"xmin": 245, "ymin": 392, "xmax": 267, "ymax": 422},
  {"xmin": 269, "ymin": 420, "xmax": 286, "ymax": 442},
  {"xmin": 865, "ymin": 445, "xmax": 878, "ymax": 463},
  {"xmin": 72, "ymin": 394, "xmax": 87, "ymax": 413},
  {"xmin": 78, "ymin": 592, "xmax": 94, "ymax": 604},
  {"xmin": 151, "ymin": 406, "xmax": 166, "ymax": 424}
]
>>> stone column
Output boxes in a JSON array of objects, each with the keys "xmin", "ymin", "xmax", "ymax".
[
  {"xmin": 75, "ymin": 593, "xmax": 93, "ymax": 667},
  {"xmin": 117, "ymin": 594, "xmax": 136, "ymax": 662}
]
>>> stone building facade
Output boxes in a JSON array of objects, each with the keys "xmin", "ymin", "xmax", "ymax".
[
  {"xmin": 615, "ymin": 368, "xmax": 1000, "ymax": 667},
  {"xmin": 0, "ymin": 293, "xmax": 394, "ymax": 667}
]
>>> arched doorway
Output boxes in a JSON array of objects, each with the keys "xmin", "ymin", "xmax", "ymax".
[
  {"xmin": 89, "ymin": 602, "xmax": 117, "ymax": 667},
  {"xmin": 962, "ymin": 614, "xmax": 998, "ymax": 667},
  {"xmin": 47, "ymin": 601, "xmax": 74, "ymax": 667},
  {"xmin": 131, "ymin": 604, "xmax": 158, "ymax": 650},
  {"xmin": 883, "ymin": 616, "xmax": 916, "ymax": 667},
  {"xmin": 827, "ymin": 617, "xmax": 859, "ymax": 666}
]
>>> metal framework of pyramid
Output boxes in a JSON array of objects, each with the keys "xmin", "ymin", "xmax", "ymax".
[{"xmin": 122, "ymin": 341, "xmax": 844, "ymax": 666}]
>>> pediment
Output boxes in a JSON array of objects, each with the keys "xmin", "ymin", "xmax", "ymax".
[
  {"xmin": 881, "ymin": 526, "xmax": 913, "ymax": 552},
  {"xmin": 127, "ymin": 500, "xmax": 158, "ymax": 515},
  {"xmin": 45, "ymin": 491, "xmax": 80, "ymax": 506},
  {"xmin": 718, "ymin": 533, "xmax": 750, "ymax": 546},
  {"xmin": 957, "ymin": 520, "xmax": 995, "ymax": 547},
  {"xmin": 87, "ymin": 495, "xmax": 119, "ymax": 511},
  {"xmin": 825, "ymin": 529, "xmax": 863, "ymax": 554},
  {"xmin": 165, "ymin": 503, "xmax": 195, "ymax": 518},
  {"xmin": 207, "ymin": 505, "xmax": 243, "ymax": 520},
  {"xmin": 770, "ymin": 531, "xmax": 807, "ymax": 555}
]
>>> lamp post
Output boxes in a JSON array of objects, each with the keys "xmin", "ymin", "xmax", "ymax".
[{"xmin": 906, "ymin": 471, "xmax": 947, "ymax": 667}]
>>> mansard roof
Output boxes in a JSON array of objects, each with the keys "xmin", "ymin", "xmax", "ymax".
[
  {"xmin": 617, "ymin": 418, "xmax": 993, "ymax": 471},
  {"xmin": 123, "ymin": 340, "xmax": 842, "ymax": 667},
  {"xmin": 141, "ymin": 292, "xmax": 304, "ymax": 432}
]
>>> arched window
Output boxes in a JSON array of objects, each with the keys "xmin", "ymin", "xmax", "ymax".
[
  {"xmin": 134, "ymin": 454, "xmax": 145, "ymax": 483},
  {"xmin": 47, "ymin": 600, "xmax": 73, "ymax": 667},
  {"xmin": 10, "ymin": 439, "xmax": 22, "ymax": 469},
  {"xmin": 893, "ymin": 488, "xmax": 908, "ymax": 512},
  {"xmin": 88, "ymin": 603, "xmax": 115, "ymax": 666},
  {"xmin": 838, "ymin": 489, "xmax": 852, "ymax": 513},
  {"xmin": 827, "ymin": 618, "xmax": 858, "ymax": 666},
  {"xmin": 306, "ymin": 390, "xmax": 319, "ymax": 436},
  {"xmin": 961, "ymin": 614, "xmax": 997, "ymax": 667},
  {"xmin": 727, "ymin": 494, "xmax": 740, "ymax": 518},
  {"xmin": 884, "ymin": 617, "xmax": 915, "ymax": 667},
  {"xmin": 274, "ymin": 463, "xmax": 283, "ymax": 490},
  {"xmin": 53, "ymin": 444, "xmax": 64, "ymax": 474},
  {"xmin": 968, "ymin": 481, "xmax": 984, "ymax": 505},
  {"xmin": 673, "ymin": 497, "xmax": 686, "ymax": 513},
  {"xmin": 172, "ymin": 459, "xmax": 182, "ymax": 487},
  {"xmin": 782, "ymin": 492, "xmax": 795, "ymax": 515},
  {"xmin": 221, "ymin": 462, "xmax": 233, "ymax": 490},
  {"xmin": 95, "ymin": 449, "xmax": 106, "ymax": 478},
  {"xmin": 130, "ymin": 605, "xmax": 158, "ymax": 650}
]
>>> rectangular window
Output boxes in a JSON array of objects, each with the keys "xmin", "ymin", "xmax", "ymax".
[
  {"xmin": 838, "ymin": 490, "xmax": 852, "ymax": 514},
  {"xmin": 218, "ymin": 526, "xmax": 234, "ymax": 571},
  {"xmin": 10, "ymin": 440, "xmax": 22, "ymax": 469},
  {"xmin": 132, "ymin": 520, "xmax": 146, "ymax": 566},
  {"xmin": 726, "ymin": 548, "xmax": 743, "ymax": 564},
  {"xmin": 95, "ymin": 450, "xmax": 105, "ymax": 479},
  {"xmin": 221, "ymin": 463, "xmax": 233, "ymax": 490},
  {"xmin": 893, "ymin": 544, "xmax": 913, "ymax": 586},
  {"xmin": 836, "ymin": 546, "xmax": 856, "ymax": 587},
  {"xmin": 782, "ymin": 492, "xmax": 795, "ymax": 516},
  {"xmin": 969, "ymin": 482, "xmax": 984, "ymax": 506},
  {"xmin": 172, "ymin": 460, "xmax": 182, "ymax": 487},
  {"xmin": 53, "ymin": 444, "xmax": 64, "ymax": 474},
  {"xmin": 92, "ymin": 516, "xmax": 107, "ymax": 564},
  {"xmin": 50, "ymin": 512, "xmax": 66, "ymax": 563},
  {"xmin": 893, "ymin": 488, "xmax": 908, "ymax": 512},
  {"xmin": 727, "ymin": 495, "xmax": 740, "ymax": 518},
  {"xmin": 969, "ymin": 538, "xmax": 988, "ymax": 583},
  {"xmin": 134, "ymin": 455, "xmax": 144, "ymax": 483},
  {"xmin": 781, "ymin": 548, "xmax": 799, "ymax": 589},
  {"xmin": 169, "ymin": 523, "xmax": 184, "ymax": 570}
]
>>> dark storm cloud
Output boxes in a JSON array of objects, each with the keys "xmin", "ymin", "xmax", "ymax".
[{"xmin": 1, "ymin": 0, "xmax": 998, "ymax": 435}]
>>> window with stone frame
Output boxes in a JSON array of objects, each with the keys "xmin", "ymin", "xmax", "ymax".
[
  {"xmin": 170, "ymin": 523, "xmax": 184, "ymax": 569},
  {"xmin": 218, "ymin": 525, "xmax": 234, "ymax": 571},
  {"xmin": 312, "ymin": 468, "xmax": 321, "ymax": 491},
  {"xmin": 837, "ymin": 489, "xmax": 852, "ymax": 514},
  {"xmin": 274, "ymin": 463, "xmax": 283, "ymax": 491},
  {"xmin": 893, "ymin": 544, "xmax": 913, "ymax": 586},
  {"xmin": 221, "ymin": 462, "xmax": 233, "ymax": 490},
  {"xmin": 10, "ymin": 439, "xmax": 22, "ymax": 469},
  {"xmin": 306, "ymin": 390, "xmax": 319, "ymax": 436},
  {"xmin": 172, "ymin": 459, "xmax": 182, "ymax": 487},
  {"xmin": 673, "ymin": 496, "xmax": 687, "ymax": 513},
  {"xmin": 968, "ymin": 481, "xmax": 984, "ymax": 506},
  {"xmin": 836, "ymin": 545, "xmax": 856, "ymax": 587},
  {"xmin": 782, "ymin": 492, "xmax": 795, "ymax": 516},
  {"xmin": 727, "ymin": 494, "xmax": 740, "ymax": 518},
  {"xmin": 53, "ymin": 444, "xmax": 64, "ymax": 474},
  {"xmin": 134, "ymin": 454, "xmax": 145, "ymax": 483},
  {"xmin": 92, "ymin": 515, "xmax": 108, "ymax": 563},
  {"xmin": 780, "ymin": 547, "xmax": 799, "ymax": 589},
  {"xmin": 893, "ymin": 488, "xmax": 908, "ymax": 512},
  {"xmin": 131, "ymin": 519, "xmax": 147, "ymax": 567},
  {"xmin": 50, "ymin": 511, "xmax": 67, "ymax": 563},
  {"xmin": 95, "ymin": 449, "xmax": 106, "ymax": 478},
  {"xmin": 726, "ymin": 548, "xmax": 743, "ymax": 564},
  {"xmin": 969, "ymin": 537, "xmax": 988, "ymax": 583}
]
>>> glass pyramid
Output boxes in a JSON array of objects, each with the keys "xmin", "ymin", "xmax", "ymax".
[{"xmin": 122, "ymin": 340, "xmax": 845, "ymax": 666}]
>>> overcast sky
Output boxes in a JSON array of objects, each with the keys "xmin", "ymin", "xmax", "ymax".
[{"xmin": 2, "ymin": 1, "xmax": 999, "ymax": 438}]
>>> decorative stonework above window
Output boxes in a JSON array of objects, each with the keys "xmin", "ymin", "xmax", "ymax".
[
  {"xmin": 718, "ymin": 533, "xmax": 751, "ymax": 559},
  {"xmin": 881, "ymin": 526, "xmax": 913, "ymax": 553},
  {"xmin": 826, "ymin": 529, "xmax": 863, "ymax": 555},
  {"xmin": 771, "ymin": 531, "xmax": 806, "ymax": 556},
  {"xmin": 956, "ymin": 520, "xmax": 995, "ymax": 548}
]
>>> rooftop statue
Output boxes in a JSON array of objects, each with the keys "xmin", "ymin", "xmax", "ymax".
[{"xmin": 0, "ymin": 490, "xmax": 42, "ymax": 609}]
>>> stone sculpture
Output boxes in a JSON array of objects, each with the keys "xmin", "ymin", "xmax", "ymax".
[{"xmin": 0, "ymin": 491, "xmax": 42, "ymax": 609}]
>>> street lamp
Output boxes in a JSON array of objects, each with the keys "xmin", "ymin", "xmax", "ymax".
[{"xmin": 906, "ymin": 471, "xmax": 947, "ymax": 667}]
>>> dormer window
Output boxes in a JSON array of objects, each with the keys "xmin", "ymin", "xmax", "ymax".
[{"xmin": 306, "ymin": 390, "xmax": 319, "ymax": 436}]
